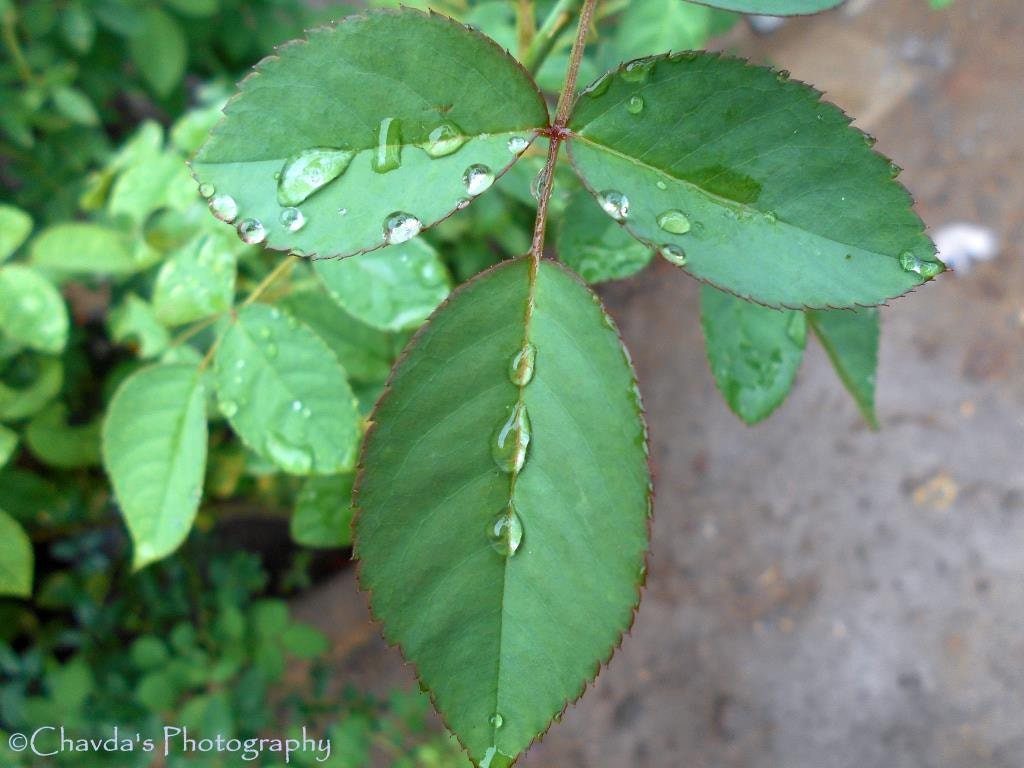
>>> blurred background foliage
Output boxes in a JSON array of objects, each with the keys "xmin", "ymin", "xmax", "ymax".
[{"xmin": 0, "ymin": 0, "xmax": 745, "ymax": 763}]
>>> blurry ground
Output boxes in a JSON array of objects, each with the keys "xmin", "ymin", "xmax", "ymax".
[{"xmin": 293, "ymin": 0, "xmax": 1024, "ymax": 765}]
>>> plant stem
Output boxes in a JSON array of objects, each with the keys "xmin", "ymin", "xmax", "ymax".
[
  {"xmin": 1, "ymin": 11, "xmax": 35, "ymax": 84},
  {"xmin": 553, "ymin": 0, "xmax": 597, "ymax": 128},
  {"xmin": 515, "ymin": 0, "xmax": 536, "ymax": 60},
  {"xmin": 520, "ymin": 0, "xmax": 583, "ymax": 74}
]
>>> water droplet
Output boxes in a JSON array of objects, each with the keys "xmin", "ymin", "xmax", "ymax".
[
  {"xmin": 655, "ymin": 180, "xmax": 667, "ymax": 191},
  {"xmin": 508, "ymin": 343, "xmax": 536, "ymax": 386},
  {"xmin": 491, "ymin": 402, "xmax": 530, "ymax": 474},
  {"xmin": 423, "ymin": 121, "xmax": 468, "ymax": 158},
  {"xmin": 656, "ymin": 209, "xmax": 690, "ymax": 234},
  {"xmin": 507, "ymin": 136, "xmax": 529, "ymax": 154},
  {"xmin": 488, "ymin": 505, "xmax": 523, "ymax": 556},
  {"xmin": 627, "ymin": 95, "xmax": 644, "ymax": 114},
  {"xmin": 372, "ymin": 117, "xmax": 402, "ymax": 173},
  {"xmin": 899, "ymin": 251, "xmax": 943, "ymax": 278},
  {"xmin": 280, "ymin": 207, "xmax": 305, "ymax": 232},
  {"xmin": 863, "ymin": 134, "xmax": 877, "ymax": 147},
  {"xmin": 786, "ymin": 313, "xmax": 807, "ymax": 346},
  {"xmin": 198, "ymin": 182, "xmax": 215, "ymax": 198},
  {"xmin": 598, "ymin": 190, "xmax": 629, "ymax": 221},
  {"xmin": 264, "ymin": 432, "xmax": 313, "ymax": 474},
  {"xmin": 209, "ymin": 195, "xmax": 238, "ymax": 223},
  {"xmin": 490, "ymin": 713, "xmax": 505, "ymax": 728},
  {"xmin": 463, "ymin": 164, "xmax": 495, "ymax": 196},
  {"xmin": 621, "ymin": 57, "xmax": 655, "ymax": 83},
  {"xmin": 237, "ymin": 218, "xmax": 266, "ymax": 245},
  {"xmin": 479, "ymin": 747, "xmax": 515, "ymax": 768},
  {"xmin": 776, "ymin": 69, "xmax": 791, "ymax": 82},
  {"xmin": 291, "ymin": 400, "xmax": 303, "ymax": 412},
  {"xmin": 764, "ymin": 210, "xmax": 778, "ymax": 224},
  {"xmin": 338, "ymin": 207, "xmax": 349, "ymax": 217},
  {"xmin": 277, "ymin": 147, "xmax": 354, "ymax": 206},
  {"xmin": 530, "ymin": 167, "xmax": 548, "ymax": 201},
  {"xmin": 582, "ymin": 72, "xmax": 612, "ymax": 97},
  {"xmin": 383, "ymin": 212, "xmax": 422, "ymax": 244},
  {"xmin": 220, "ymin": 400, "xmax": 238, "ymax": 418},
  {"xmin": 661, "ymin": 244, "xmax": 687, "ymax": 266},
  {"xmin": 888, "ymin": 162, "xmax": 902, "ymax": 179},
  {"xmin": 455, "ymin": 197, "xmax": 471, "ymax": 210}
]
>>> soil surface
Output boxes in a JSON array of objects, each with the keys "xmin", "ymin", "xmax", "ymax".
[{"xmin": 294, "ymin": 1, "xmax": 1024, "ymax": 765}]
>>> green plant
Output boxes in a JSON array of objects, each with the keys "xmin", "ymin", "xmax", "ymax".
[{"xmin": 0, "ymin": 0, "xmax": 947, "ymax": 765}]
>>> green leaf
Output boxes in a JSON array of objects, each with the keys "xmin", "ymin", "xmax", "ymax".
[
  {"xmin": 25, "ymin": 404, "xmax": 101, "ymax": 468},
  {"xmin": 192, "ymin": 9, "xmax": 548, "ymax": 258},
  {"xmin": 687, "ymin": 0, "xmax": 843, "ymax": 13},
  {"xmin": 108, "ymin": 293, "xmax": 171, "ymax": 359},
  {"xmin": 291, "ymin": 474, "xmax": 355, "ymax": 548},
  {"xmin": 51, "ymin": 86, "xmax": 100, "ymax": 126},
  {"xmin": 30, "ymin": 223, "xmax": 148, "ymax": 276},
  {"xmin": 128, "ymin": 7, "xmax": 187, "ymax": 97},
  {"xmin": 0, "ymin": 356, "xmax": 63, "ymax": 421},
  {"xmin": 0, "ymin": 509, "xmax": 33, "ymax": 598},
  {"xmin": 153, "ymin": 234, "xmax": 237, "ymax": 326},
  {"xmin": 808, "ymin": 307, "xmax": 880, "ymax": 429},
  {"xmin": 0, "ymin": 204, "xmax": 32, "ymax": 261},
  {"xmin": 356, "ymin": 259, "xmax": 650, "ymax": 766},
  {"xmin": 700, "ymin": 286, "xmax": 806, "ymax": 424},
  {"xmin": 0, "ymin": 265, "xmax": 69, "ymax": 353},
  {"xmin": 280, "ymin": 623, "xmax": 329, "ymax": 659},
  {"xmin": 212, "ymin": 303, "xmax": 361, "ymax": 475},
  {"xmin": 557, "ymin": 189, "xmax": 653, "ymax": 283},
  {"xmin": 102, "ymin": 363, "xmax": 208, "ymax": 569},
  {"xmin": 567, "ymin": 53, "xmax": 941, "ymax": 308},
  {"xmin": 108, "ymin": 151, "xmax": 196, "ymax": 224},
  {"xmin": 279, "ymin": 289, "xmax": 397, "ymax": 383},
  {"xmin": 611, "ymin": 0, "xmax": 735, "ymax": 62},
  {"xmin": 0, "ymin": 424, "xmax": 17, "ymax": 467},
  {"xmin": 314, "ymin": 239, "xmax": 451, "ymax": 332},
  {"xmin": 60, "ymin": 1, "xmax": 96, "ymax": 53},
  {"xmin": 164, "ymin": 0, "xmax": 219, "ymax": 18}
]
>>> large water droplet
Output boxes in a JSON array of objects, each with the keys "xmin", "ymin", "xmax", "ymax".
[
  {"xmin": 508, "ymin": 343, "xmax": 536, "ymax": 386},
  {"xmin": 491, "ymin": 402, "xmax": 530, "ymax": 474},
  {"xmin": 198, "ymin": 182, "xmax": 215, "ymax": 199},
  {"xmin": 237, "ymin": 218, "xmax": 266, "ymax": 245},
  {"xmin": 598, "ymin": 190, "xmax": 629, "ymax": 221},
  {"xmin": 661, "ymin": 244, "xmax": 687, "ymax": 266},
  {"xmin": 899, "ymin": 251, "xmax": 943, "ymax": 278},
  {"xmin": 372, "ymin": 117, "xmax": 402, "ymax": 173},
  {"xmin": 627, "ymin": 95, "xmax": 644, "ymax": 114},
  {"xmin": 423, "ymin": 122, "xmax": 468, "ymax": 158},
  {"xmin": 582, "ymin": 72, "xmax": 612, "ymax": 97},
  {"xmin": 280, "ymin": 207, "xmax": 305, "ymax": 232},
  {"xmin": 656, "ymin": 209, "xmax": 690, "ymax": 234},
  {"xmin": 490, "ymin": 713, "xmax": 505, "ymax": 728},
  {"xmin": 264, "ymin": 432, "xmax": 313, "ymax": 474},
  {"xmin": 277, "ymin": 147, "xmax": 354, "ymax": 207},
  {"xmin": 530, "ymin": 167, "xmax": 548, "ymax": 201},
  {"xmin": 488, "ymin": 505, "xmax": 523, "ymax": 556},
  {"xmin": 621, "ymin": 57, "xmax": 655, "ymax": 83},
  {"xmin": 507, "ymin": 136, "xmax": 529, "ymax": 154},
  {"xmin": 463, "ymin": 164, "xmax": 495, "ymax": 196},
  {"xmin": 209, "ymin": 195, "xmax": 238, "ymax": 223},
  {"xmin": 383, "ymin": 212, "xmax": 422, "ymax": 244}
]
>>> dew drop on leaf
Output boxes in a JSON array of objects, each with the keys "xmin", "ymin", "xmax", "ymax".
[
  {"xmin": 463, "ymin": 164, "xmax": 495, "ymax": 196},
  {"xmin": 372, "ymin": 117, "xmax": 403, "ymax": 173},
  {"xmin": 656, "ymin": 180, "xmax": 668, "ymax": 191},
  {"xmin": 621, "ymin": 57, "xmax": 655, "ymax": 83},
  {"xmin": 490, "ymin": 713, "xmax": 505, "ymax": 728},
  {"xmin": 237, "ymin": 218, "xmax": 266, "ymax": 245},
  {"xmin": 277, "ymin": 147, "xmax": 354, "ymax": 207},
  {"xmin": 488, "ymin": 506, "xmax": 523, "ymax": 557},
  {"xmin": 383, "ymin": 212, "xmax": 422, "ymax": 244},
  {"xmin": 582, "ymin": 72, "xmax": 612, "ymax": 97},
  {"xmin": 661, "ymin": 244, "xmax": 687, "ymax": 266},
  {"xmin": 598, "ymin": 190, "xmax": 630, "ymax": 221},
  {"xmin": 264, "ymin": 432, "xmax": 313, "ymax": 474},
  {"xmin": 627, "ymin": 95, "xmax": 644, "ymax": 114},
  {"xmin": 888, "ymin": 162, "xmax": 902, "ymax": 179},
  {"xmin": 530, "ymin": 167, "xmax": 548, "ymax": 201},
  {"xmin": 776, "ymin": 69, "xmax": 791, "ymax": 82},
  {"xmin": 507, "ymin": 136, "xmax": 529, "ymax": 154},
  {"xmin": 209, "ymin": 195, "xmax": 238, "ymax": 223},
  {"xmin": 491, "ymin": 401, "xmax": 530, "ymax": 474},
  {"xmin": 338, "ymin": 207, "xmax": 348, "ymax": 216},
  {"xmin": 291, "ymin": 400, "xmax": 303, "ymax": 412},
  {"xmin": 455, "ymin": 197, "xmax": 470, "ymax": 210},
  {"xmin": 423, "ymin": 121, "xmax": 468, "ymax": 158},
  {"xmin": 280, "ymin": 207, "xmax": 305, "ymax": 232},
  {"xmin": 198, "ymin": 182, "xmax": 215, "ymax": 199},
  {"xmin": 899, "ymin": 251, "xmax": 943, "ymax": 278},
  {"xmin": 508, "ymin": 343, "xmax": 536, "ymax": 386},
  {"xmin": 656, "ymin": 209, "xmax": 691, "ymax": 234}
]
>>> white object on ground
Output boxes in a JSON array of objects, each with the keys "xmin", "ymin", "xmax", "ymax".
[{"xmin": 932, "ymin": 223, "xmax": 999, "ymax": 275}]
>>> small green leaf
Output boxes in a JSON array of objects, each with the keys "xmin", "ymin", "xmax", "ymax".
[
  {"xmin": 314, "ymin": 240, "xmax": 452, "ymax": 332},
  {"xmin": 568, "ymin": 53, "xmax": 940, "ymax": 308},
  {"xmin": 356, "ymin": 259, "xmax": 650, "ymax": 766},
  {"xmin": 280, "ymin": 623, "xmax": 329, "ymax": 659},
  {"xmin": 108, "ymin": 152, "xmax": 196, "ymax": 224},
  {"xmin": 0, "ymin": 424, "xmax": 17, "ymax": 467},
  {"xmin": 192, "ymin": 9, "xmax": 548, "ymax": 258},
  {"xmin": 30, "ymin": 223, "xmax": 147, "ymax": 276},
  {"xmin": 25, "ymin": 404, "xmax": 101, "ymax": 468},
  {"xmin": 808, "ymin": 307, "xmax": 880, "ymax": 429},
  {"xmin": 700, "ymin": 286, "xmax": 806, "ymax": 424},
  {"xmin": 0, "ymin": 265, "xmax": 69, "ymax": 353},
  {"xmin": 0, "ymin": 204, "xmax": 32, "ymax": 261},
  {"xmin": 60, "ymin": 1, "xmax": 96, "ymax": 52},
  {"xmin": 153, "ymin": 234, "xmax": 237, "ymax": 326},
  {"xmin": 612, "ymin": 0, "xmax": 735, "ymax": 62},
  {"xmin": 0, "ymin": 508, "xmax": 33, "ymax": 598},
  {"xmin": 0, "ymin": 356, "xmax": 63, "ymax": 421},
  {"xmin": 164, "ymin": 0, "xmax": 219, "ymax": 18},
  {"xmin": 687, "ymin": 0, "xmax": 843, "ymax": 13},
  {"xmin": 279, "ymin": 289, "xmax": 397, "ymax": 383},
  {"xmin": 557, "ymin": 188, "xmax": 653, "ymax": 283},
  {"xmin": 292, "ymin": 474, "xmax": 355, "ymax": 548},
  {"xmin": 102, "ymin": 363, "xmax": 208, "ymax": 569},
  {"xmin": 213, "ymin": 303, "xmax": 361, "ymax": 475},
  {"xmin": 108, "ymin": 293, "xmax": 171, "ymax": 359},
  {"xmin": 128, "ymin": 7, "xmax": 187, "ymax": 97},
  {"xmin": 51, "ymin": 86, "xmax": 100, "ymax": 126}
]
